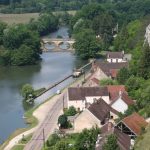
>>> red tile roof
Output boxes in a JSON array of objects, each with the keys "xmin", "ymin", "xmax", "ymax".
[
  {"xmin": 122, "ymin": 113, "xmax": 148, "ymax": 135},
  {"xmin": 107, "ymin": 85, "xmax": 126, "ymax": 101}
]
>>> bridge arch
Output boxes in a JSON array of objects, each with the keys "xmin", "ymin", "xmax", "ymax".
[{"xmin": 41, "ymin": 38, "xmax": 75, "ymax": 52}]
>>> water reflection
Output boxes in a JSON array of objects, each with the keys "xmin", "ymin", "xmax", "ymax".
[{"xmin": 59, "ymin": 42, "xmax": 70, "ymax": 49}]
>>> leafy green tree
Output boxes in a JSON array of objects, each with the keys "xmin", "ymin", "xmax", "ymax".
[
  {"xmin": 73, "ymin": 29, "xmax": 100, "ymax": 59},
  {"xmin": 21, "ymin": 84, "xmax": 35, "ymax": 99},
  {"xmin": 64, "ymin": 106, "xmax": 77, "ymax": 116},
  {"xmin": 75, "ymin": 127, "xmax": 100, "ymax": 150},
  {"xmin": 0, "ymin": 21, "xmax": 7, "ymax": 45},
  {"xmin": 79, "ymin": 4, "xmax": 104, "ymax": 20},
  {"xmin": 11, "ymin": 45, "xmax": 36, "ymax": 66},
  {"xmin": 138, "ymin": 44, "xmax": 150, "ymax": 79},
  {"xmin": 117, "ymin": 67, "xmax": 130, "ymax": 84},
  {"xmin": 52, "ymin": 140, "xmax": 70, "ymax": 150},
  {"xmin": 47, "ymin": 133, "xmax": 60, "ymax": 147},
  {"xmin": 92, "ymin": 13, "xmax": 115, "ymax": 49},
  {"xmin": 0, "ymin": 50, "xmax": 11, "ymax": 65},
  {"xmin": 58, "ymin": 114, "xmax": 68, "ymax": 128},
  {"xmin": 102, "ymin": 134, "xmax": 119, "ymax": 150}
]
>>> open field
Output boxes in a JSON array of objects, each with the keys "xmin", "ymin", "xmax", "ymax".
[
  {"xmin": 0, "ymin": 10, "xmax": 76, "ymax": 25},
  {"xmin": 0, "ymin": 13, "xmax": 39, "ymax": 24}
]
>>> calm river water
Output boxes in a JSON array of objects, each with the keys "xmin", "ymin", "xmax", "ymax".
[{"xmin": 0, "ymin": 27, "xmax": 86, "ymax": 144}]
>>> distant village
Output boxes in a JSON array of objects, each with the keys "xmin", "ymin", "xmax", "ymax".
[{"xmin": 62, "ymin": 51, "xmax": 148, "ymax": 150}]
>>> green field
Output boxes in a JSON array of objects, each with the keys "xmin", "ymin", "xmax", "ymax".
[
  {"xmin": 0, "ymin": 13, "xmax": 39, "ymax": 24},
  {"xmin": 0, "ymin": 11, "xmax": 76, "ymax": 25}
]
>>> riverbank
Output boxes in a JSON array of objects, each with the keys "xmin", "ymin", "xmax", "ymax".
[{"xmin": 1, "ymin": 68, "xmax": 91, "ymax": 150}]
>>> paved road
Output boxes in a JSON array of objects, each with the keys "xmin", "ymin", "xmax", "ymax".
[{"xmin": 24, "ymin": 93, "xmax": 66, "ymax": 150}]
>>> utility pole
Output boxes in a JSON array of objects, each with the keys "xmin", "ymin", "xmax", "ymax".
[{"xmin": 43, "ymin": 128, "xmax": 45, "ymax": 148}]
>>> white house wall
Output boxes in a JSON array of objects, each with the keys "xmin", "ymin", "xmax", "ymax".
[
  {"xmin": 68, "ymin": 100, "xmax": 85, "ymax": 111},
  {"xmin": 111, "ymin": 98, "xmax": 128, "ymax": 113},
  {"xmin": 107, "ymin": 58, "xmax": 126, "ymax": 63}
]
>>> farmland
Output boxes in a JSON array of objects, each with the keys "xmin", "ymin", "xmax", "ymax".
[
  {"xmin": 0, "ymin": 13, "xmax": 39, "ymax": 24},
  {"xmin": 0, "ymin": 11, "xmax": 76, "ymax": 25}
]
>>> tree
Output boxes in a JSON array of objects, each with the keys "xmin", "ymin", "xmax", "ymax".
[
  {"xmin": 102, "ymin": 134, "xmax": 119, "ymax": 150},
  {"xmin": 58, "ymin": 114, "xmax": 68, "ymax": 128},
  {"xmin": 75, "ymin": 127, "xmax": 100, "ymax": 150},
  {"xmin": 64, "ymin": 106, "xmax": 77, "ymax": 116},
  {"xmin": 117, "ymin": 67, "xmax": 130, "ymax": 84},
  {"xmin": 11, "ymin": 45, "xmax": 36, "ymax": 66},
  {"xmin": 73, "ymin": 29, "xmax": 100, "ymax": 59},
  {"xmin": 21, "ymin": 84, "xmax": 35, "ymax": 99},
  {"xmin": 138, "ymin": 44, "xmax": 150, "ymax": 79},
  {"xmin": 0, "ymin": 21, "xmax": 7, "ymax": 45}
]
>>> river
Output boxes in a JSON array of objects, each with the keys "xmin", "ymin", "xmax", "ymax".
[{"xmin": 0, "ymin": 27, "xmax": 86, "ymax": 144}]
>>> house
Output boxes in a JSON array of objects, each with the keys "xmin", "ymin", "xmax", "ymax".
[
  {"xmin": 95, "ymin": 61, "xmax": 128, "ymax": 79},
  {"xmin": 116, "ymin": 113, "xmax": 148, "ymax": 138},
  {"xmin": 73, "ymin": 99, "xmax": 119, "ymax": 132},
  {"xmin": 107, "ymin": 85, "xmax": 134, "ymax": 113},
  {"xmin": 67, "ymin": 87, "xmax": 109, "ymax": 110},
  {"xmin": 95, "ymin": 122, "xmax": 131, "ymax": 150},
  {"xmin": 110, "ymin": 92, "xmax": 135, "ymax": 113},
  {"xmin": 107, "ymin": 51, "xmax": 125, "ymax": 63}
]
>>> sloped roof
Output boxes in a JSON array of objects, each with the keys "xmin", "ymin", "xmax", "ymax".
[
  {"xmin": 121, "ymin": 92, "xmax": 135, "ymax": 105},
  {"xmin": 107, "ymin": 51, "xmax": 123, "ymax": 58},
  {"xmin": 107, "ymin": 85, "xmax": 126, "ymax": 101},
  {"xmin": 68, "ymin": 87, "xmax": 108, "ymax": 101},
  {"xmin": 122, "ymin": 113, "xmax": 148, "ymax": 135},
  {"xmin": 91, "ymin": 78, "xmax": 100, "ymax": 85},
  {"xmin": 110, "ymin": 92, "xmax": 135, "ymax": 106},
  {"xmin": 97, "ymin": 62, "xmax": 128, "ymax": 76},
  {"xmin": 88, "ymin": 99, "xmax": 118, "ymax": 122},
  {"xmin": 96, "ymin": 122, "xmax": 131, "ymax": 150}
]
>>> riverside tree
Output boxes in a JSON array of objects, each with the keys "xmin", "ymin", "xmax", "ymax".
[
  {"xmin": 73, "ymin": 29, "xmax": 100, "ymax": 59},
  {"xmin": 21, "ymin": 84, "xmax": 35, "ymax": 99}
]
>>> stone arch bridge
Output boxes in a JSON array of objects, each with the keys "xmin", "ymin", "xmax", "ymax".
[{"xmin": 41, "ymin": 38, "xmax": 75, "ymax": 52}]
